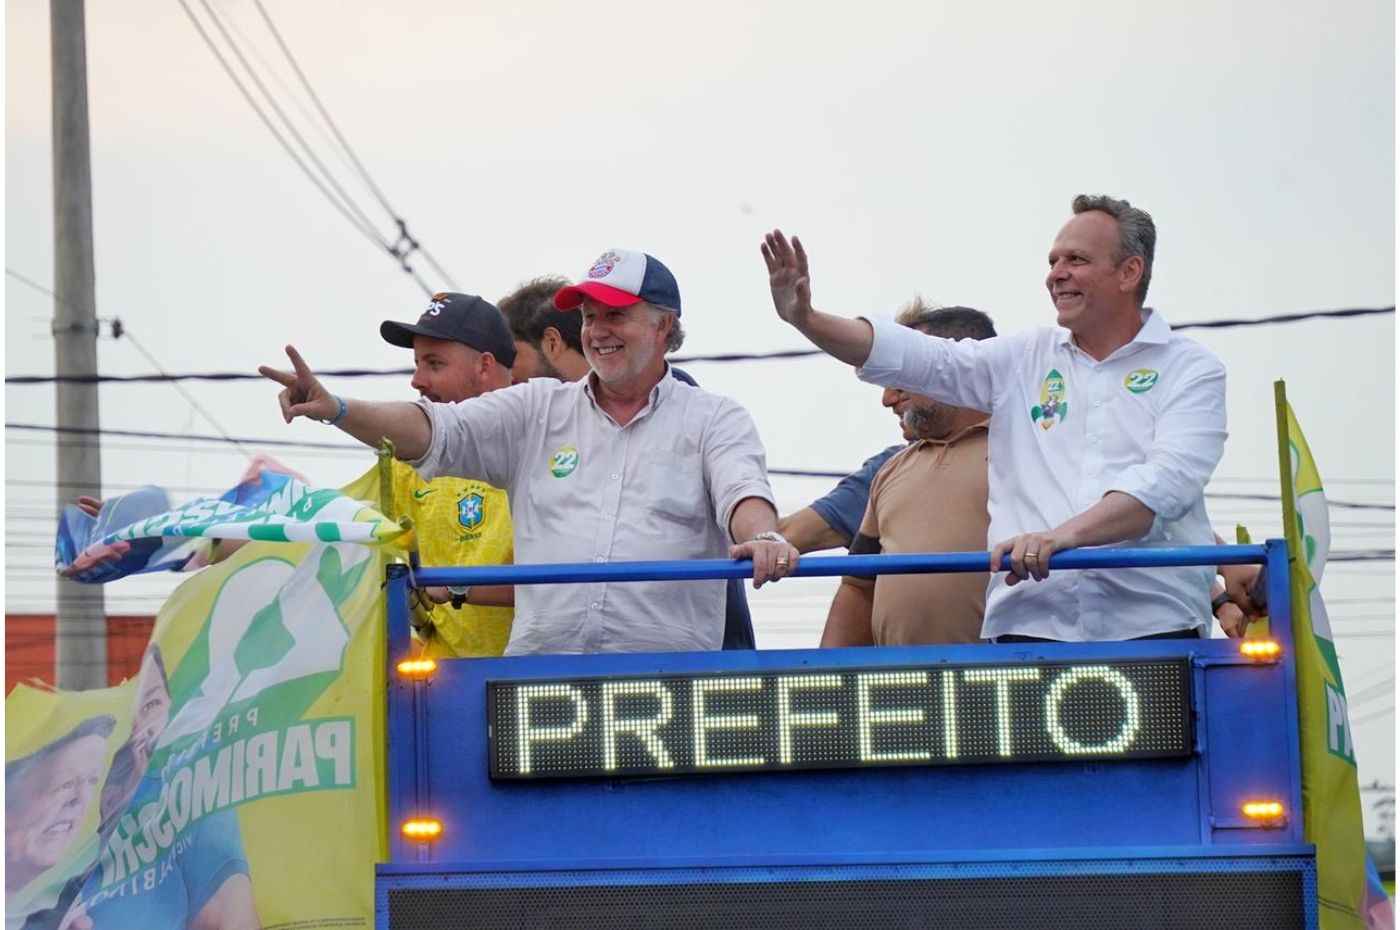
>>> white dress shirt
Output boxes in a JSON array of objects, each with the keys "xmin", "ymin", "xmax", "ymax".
[
  {"xmin": 411, "ymin": 370, "xmax": 774, "ymax": 655},
  {"xmin": 857, "ymin": 309, "xmax": 1227, "ymax": 641}
]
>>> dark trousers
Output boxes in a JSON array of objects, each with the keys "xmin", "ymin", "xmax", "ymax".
[{"xmin": 993, "ymin": 628, "xmax": 1201, "ymax": 644}]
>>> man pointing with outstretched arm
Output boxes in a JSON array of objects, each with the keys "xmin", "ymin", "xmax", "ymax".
[
  {"xmin": 262, "ymin": 251, "xmax": 799, "ymax": 655},
  {"xmin": 762, "ymin": 195, "xmax": 1228, "ymax": 642}
]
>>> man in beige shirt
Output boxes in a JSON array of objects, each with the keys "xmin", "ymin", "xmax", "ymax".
[
  {"xmin": 821, "ymin": 305, "xmax": 996, "ymax": 646},
  {"xmin": 262, "ymin": 248, "xmax": 800, "ymax": 655}
]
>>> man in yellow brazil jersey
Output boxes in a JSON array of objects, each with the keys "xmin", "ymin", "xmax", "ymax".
[{"xmin": 379, "ymin": 291, "xmax": 519, "ymax": 658}]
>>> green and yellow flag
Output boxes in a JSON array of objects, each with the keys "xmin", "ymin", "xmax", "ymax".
[
  {"xmin": 6, "ymin": 466, "xmax": 391, "ymax": 930},
  {"xmin": 1275, "ymin": 381, "xmax": 1366, "ymax": 929}
]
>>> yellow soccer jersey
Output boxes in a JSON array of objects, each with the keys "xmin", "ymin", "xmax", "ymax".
[{"xmin": 390, "ymin": 460, "xmax": 514, "ymax": 658}]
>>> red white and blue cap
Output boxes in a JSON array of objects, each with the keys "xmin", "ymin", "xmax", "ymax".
[{"xmin": 553, "ymin": 249, "xmax": 682, "ymax": 316}]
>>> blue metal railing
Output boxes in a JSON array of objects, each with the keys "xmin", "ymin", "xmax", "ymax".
[{"xmin": 404, "ymin": 543, "xmax": 1269, "ymax": 588}]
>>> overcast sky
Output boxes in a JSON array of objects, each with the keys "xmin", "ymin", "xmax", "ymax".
[{"xmin": 6, "ymin": 0, "xmax": 1396, "ymax": 813}]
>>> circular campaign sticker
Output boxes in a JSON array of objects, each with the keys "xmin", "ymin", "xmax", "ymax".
[{"xmin": 549, "ymin": 445, "xmax": 580, "ymax": 478}]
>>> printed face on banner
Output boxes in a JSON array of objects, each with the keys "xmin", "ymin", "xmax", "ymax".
[
  {"xmin": 132, "ymin": 650, "xmax": 173, "ymax": 762},
  {"xmin": 6, "ymin": 730, "xmax": 109, "ymax": 880},
  {"xmin": 20, "ymin": 465, "xmax": 391, "ymax": 930},
  {"xmin": 66, "ymin": 543, "xmax": 372, "ymax": 928}
]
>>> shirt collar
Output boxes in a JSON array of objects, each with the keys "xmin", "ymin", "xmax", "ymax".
[
  {"xmin": 911, "ymin": 418, "xmax": 990, "ymax": 448},
  {"xmin": 908, "ymin": 418, "xmax": 989, "ymax": 467},
  {"xmin": 1055, "ymin": 307, "xmax": 1169, "ymax": 353},
  {"xmin": 582, "ymin": 364, "xmax": 674, "ymax": 423}
]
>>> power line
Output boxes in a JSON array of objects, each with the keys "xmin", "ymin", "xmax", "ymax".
[
  {"xmin": 173, "ymin": 0, "xmax": 454, "ymax": 294},
  {"xmin": 7, "ymin": 305, "xmax": 1394, "ymax": 386},
  {"xmin": 5, "ymin": 364, "xmax": 413, "ymax": 385},
  {"xmin": 2, "ymin": 424, "xmax": 1398, "ymax": 518},
  {"xmin": 192, "ymin": 0, "xmax": 389, "ymax": 253},
  {"xmin": 1349, "ymin": 676, "xmax": 1397, "ymax": 704},
  {"xmin": 1197, "ymin": 492, "xmax": 1393, "ymax": 512},
  {"xmin": 1171, "ymin": 305, "xmax": 1393, "ymax": 331},
  {"xmin": 171, "ymin": 0, "xmax": 397, "ymax": 266},
  {"xmin": 5, "ymin": 271, "xmax": 251, "ymax": 456},
  {"xmin": 248, "ymin": 0, "xmax": 459, "ymax": 290},
  {"xmin": 121, "ymin": 328, "xmax": 252, "ymax": 457},
  {"xmin": 1352, "ymin": 705, "xmax": 1396, "ymax": 726},
  {"xmin": 6, "ymin": 422, "xmax": 359, "ymax": 451}
]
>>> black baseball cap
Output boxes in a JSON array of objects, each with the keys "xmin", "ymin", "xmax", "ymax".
[{"xmin": 380, "ymin": 292, "xmax": 518, "ymax": 368}]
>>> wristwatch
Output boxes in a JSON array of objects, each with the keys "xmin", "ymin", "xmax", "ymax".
[
  {"xmin": 446, "ymin": 585, "xmax": 472, "ymax": 609},
  {"xmin": 749, "ymin": 530, "xmax": 789, "ymax": 546},
  {"xmin": 1210, "ymin": 591, "xmax": 1231, "ymax": 616}
]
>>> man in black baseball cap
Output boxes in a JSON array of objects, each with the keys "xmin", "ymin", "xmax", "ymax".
[
  {"xmin": 376, "ymin": 291, "xmax": 518, "ymax": 659},
  {"xmin": 380, "ymin": 292, "xmax": 517, "ymax": 402}
]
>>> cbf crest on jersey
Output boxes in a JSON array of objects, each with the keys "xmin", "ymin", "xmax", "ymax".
[
  {"xmin": 1030, "ymin": 369, "xmax": 1069, "ymax": 430},
  {"xmin": 458, "ymin": 491, "xmax": 486, "ymax": 530}
]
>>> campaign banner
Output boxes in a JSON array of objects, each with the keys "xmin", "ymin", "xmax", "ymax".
[
  {"xmin": 9, "ymin": 466, "xmax": 391, "ymax": 930},
  {"xmin": 1274, "ymin": 382, "xmax": 1369, "ymax": 930},
  {"xmin": 56, "ymin": 464, "xmax": 406, "ymax": 584}
]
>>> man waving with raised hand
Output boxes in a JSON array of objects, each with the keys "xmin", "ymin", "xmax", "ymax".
[{"xmin": 761, "ymin": 196, "xmax": 1229, "ymax": 643}]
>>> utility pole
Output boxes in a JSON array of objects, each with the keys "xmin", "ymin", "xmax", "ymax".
[{"xmin": 51, "ymin": 0, "xmax": 105, "ymax": 689}]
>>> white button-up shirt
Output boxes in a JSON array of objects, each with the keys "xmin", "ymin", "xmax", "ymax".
[
  {"xmin": 411, "ymin": 370, "xmax": 774, "ymax": 655},
  {"xmin": 857, "ymin": 309, "xmax": 1227, "ymax": 641}
]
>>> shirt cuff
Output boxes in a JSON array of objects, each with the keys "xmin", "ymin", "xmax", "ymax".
[
  {"xmin": 854, "ymin": 316, "xmax": 904, "ymax": 384},
  {"xmin": 1105, "ymin": 470, "xmax": 1175, "ymax": 522},
  {"xmin": 808, "ymin": 496, "xmax": 855, "ymax": 543}
]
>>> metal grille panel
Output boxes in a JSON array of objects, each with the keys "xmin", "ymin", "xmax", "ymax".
[{"xmin": 385, "ymin": 868, "xmax": 1306, "ymax": 929}]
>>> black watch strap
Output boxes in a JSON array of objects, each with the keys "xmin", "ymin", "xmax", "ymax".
[{"xmin": 1211, "ymin": 591, "xmax": 1231, "ymax": 615}]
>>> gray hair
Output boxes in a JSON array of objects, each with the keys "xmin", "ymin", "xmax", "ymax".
[
  {"xmin": 1072, "ymin": 194, "xmax": 1156, "ymax": 305},
  {"xmin": 647, "ymin": 306, "xmax": 686, "ymax": 354},
  {"xmin": 895, "ymin": 297, "xmax": 996, "ymax": 341}
]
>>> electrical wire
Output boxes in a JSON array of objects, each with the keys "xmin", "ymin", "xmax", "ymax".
[
  {"xmin": 1351, "ymin": 705, "xmax": 1396, "ymax": 726},
  {"xmin": 5, "ymin": 423, "xmax": 1398, "ymax": 517},
  {"xmin": 249, "ymin": 0, "xmax": 459, "ymax": 290},
  {"xmin": 4, "ymin": 271, "xmax": 252, "ymax": 455},
  {"xmin": 172, "ymin": 0, "xmax": 394, "ymax": 261},
  {"xmin": 6, "ymin": 305, "xmax": 1392, "ymax": 385},
  {"xmin": 193, "ymin": 0, "xmax": 388, "ymax": 252}
]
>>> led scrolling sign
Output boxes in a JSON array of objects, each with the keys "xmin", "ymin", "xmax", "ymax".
[{"xmin": 488, "ymin": 660, "xmax": 1193, "ymax": 780}]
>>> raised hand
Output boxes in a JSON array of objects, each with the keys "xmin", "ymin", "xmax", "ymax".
[
  {"xmin": 258, "ymin": 345, "xmax": 338, "ymax": 424},
  {"xmin": 760, "ymin": 229, "xmax": 814, "ymax": 326}
]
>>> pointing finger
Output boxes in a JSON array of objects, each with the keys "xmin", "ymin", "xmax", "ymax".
[{"xmin": 259, "ymin": 365, "xmax": 297, "ymax": 388}]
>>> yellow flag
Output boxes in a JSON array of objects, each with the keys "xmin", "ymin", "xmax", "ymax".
[
  {"xmin": 1275, "ymin": 381, "xmax": 1366, "ymax": 929},
  {"xmin": 5, "ymin": 465, "xmax": 388, "ymax": 930}
]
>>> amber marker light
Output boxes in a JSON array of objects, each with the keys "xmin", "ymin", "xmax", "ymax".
[
  {"xmin": 396, "ymin": 658, "xmax": 437, "ymax": 679},
  {"xmin": 1241, "ymin": 800, "xmax": 1286, "ymax": 824},
  {"xmin": 1239, "ymin": 640, "xmax": 1282, "ymax": 662},
  {"xmin": 401, "ymin": 818, "xmax": 443, "ymax": 841}
]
